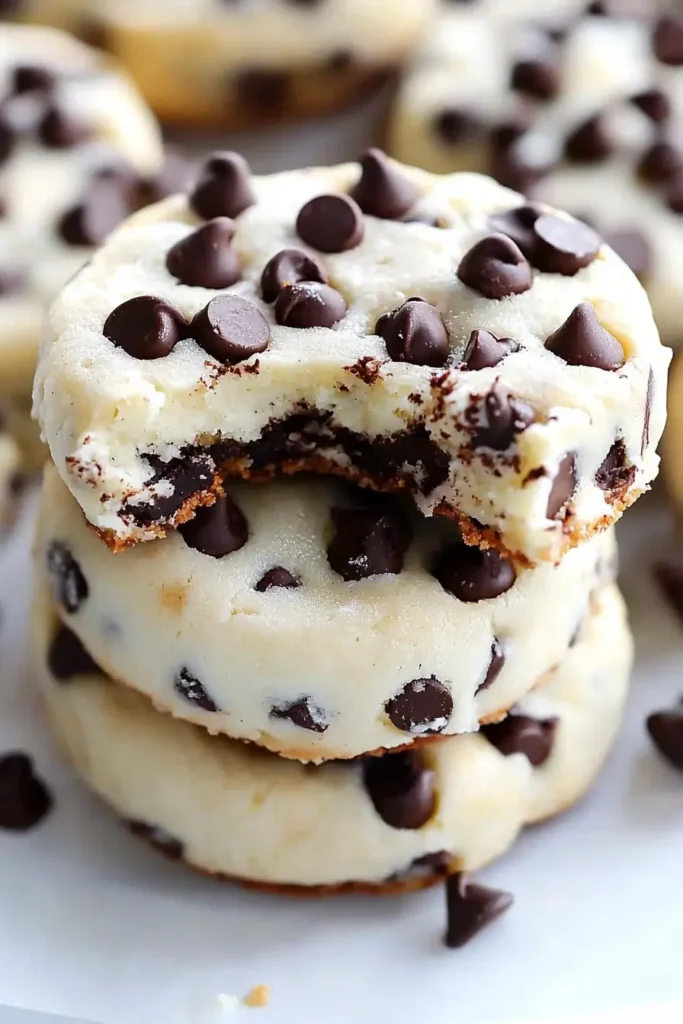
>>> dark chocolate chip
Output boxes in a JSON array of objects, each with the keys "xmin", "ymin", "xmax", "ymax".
[
  {"xmin": 275, "ymin": 281, "xmax": 347, "ymax": 329},
  {"xmin": 261, "ymin": 247, "xmax": 327, "ymax": 303},
  {"xmin": 638, "ymin": 140, "xmax": 683, "ymax": 184},
  {"xmin": 631, "ymin": 88, "xmax": 670, "ymax": 124},
  {"xmin": 38, "ymin": 103, "xmax": 91, "ymax": 149},
  {"xmin": 511, "ymin": 57, "xmax": 561, "ymax": 102},
  {"xmin": 173, "ymin": 668, "xmax": 219, "ymax": 712},
  {"xmin": 532, "ymin": 214, "xmax": 600, "ymax": 275},
  {"xmin": 179, "ymin": 493, "xmax": 248, "ymax": 558},
  {"xmin": 234, "ymin": 69, "xmax": 289, "ymax": 112},
  {"xmin": 458, "ymin": 234, "xmax": 532, "ymax": 300},
  {"xmin": 376, "ymin": 298, "xmax": 449, "ymax": 367},
  {"xmin": 653, "ymin": 15, "xmax": 683, "ymax": 67},
  {"xmin": 490, "ymin": 146, "xmax": 549, "ymax": 196},
  {"xmin": 349, "ymin": 148, "xmax": 419, "ymax": 220},
  {"xmin": 255, "ymin": 566, "xmax": 301, "ymax": 591},
  {"xmin": 545, "ymin": 303, "xmax": 625, "ymax": 370},
  {"xmin": 434, "ymin": 546, "xmax": 516, "ymax": 602},
  {"xmin": 296, "ymin": 193, "xmax": 364, "ymax": 254},
  {"xmin": 490, "ymin": 111, "xmax": 534, "ymax": 155},
  {"xmin": 603, "ymin": 228, "xmax": 651, "ymax": 281},
  {"xmin": 128, "ymin": 821, "xmax": 185, "ymax": 861},
  {"xmin": 488, "ymin": 204, "xmax": 543, "ymax": 259},
  {"xmin": 547, "ymin": 453, "xmax": 577, "ymax": 519},
  {"xmin": 595, "ymin": 439, "xmax": 634, "ymax": 495},
  {"xmin": 564, "ymin": 114, "xmax": 613, "ymax": 163},
  {"xmin": 646, "ymin": 700, "xmax": 683, "ymax": 770},
  {"xmin": 477, "ymin": 639, "xmax": 505, "ymax": 693},
  {"xmin": 165, "ymin": 218, "xmax": 241, "ymax": 289},
  {"xmin": 460, "ymin": 330, "xmax": 518, "ymax": 371},
  {"xmin": 12, "ymin": 64, "xmax": 55, "ymax": 94},
  {"xmin": 0, "ymin": 111, "xmax": 16, "ymax": 166},
  {"xmin": 270, "ymin": 697, "xmax": 327, "ymax": 732},
  {"xmin": 327, "ymin": 504, "xmax": 411, "ymax": 581},
  {"xmin": 665, "ymin": 175, "xmax": 683, "ymax": 214},
  {"xmin": 483, "ymin": 713, "xmax": 558, "ymax": 766},
  {"xmin": 434, "ymin": 107, "xmax": 480, "ymax": 145},
  {"xmin": 103, "ymin": 295, "xmax": 186, "ymax": 360},
  {"xmin": 363, "ymin": 750, "xmax": 436, "ymax": 829},
  {"xmin": 384, "ymin": 678, "xmax": 453, "ymax": 736},
  {"xmin": 189, "ymin": 151, "xmax": 255, "ymax": 221},
  {"xmin": 136, "ymin": 146, "xmax": 194, "ymax": 205},
  {"xmin": 126, "ymin": 452, "xmax": 215, "ymax": 527},
  {"xmin": 655, "ymin": 559, "xmax": 683, "ymax": 625},
  {"xmin": 472, "ymin": 384, "xmax": 534, "ymax": 452},
  {"xmin": 445, "ymin": 873, "xmax": 514, "ymax": 949},
  {"xmin": 48, "ymin": 625, "xmax": 99, "ymax": 681},
  {"xmin": 46, "ymin": 541, "xmax": 88, "ymax": 613},
  {"xmin": 57, "ymin": 182, "xmax": 130, "ymax": 247},
  {"xmin": 0, "ymin": 753, "xmax": 53, "ymax": 832},
  {"xmin": 191, "ymin": 295, "xmax": 269, "ymax": 364}
]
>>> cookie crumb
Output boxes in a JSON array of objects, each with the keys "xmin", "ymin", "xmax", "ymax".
[{"xmin": 243, "ymin": 985, "xmax": 270, "ymax": 1008}]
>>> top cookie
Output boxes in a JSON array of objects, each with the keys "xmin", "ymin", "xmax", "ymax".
[
  {"xmin": 33, "ymin": 152, "xmax": 668, "ymax": 564},
  {"xmin": 390, "ymin": 3, "xmax": 683, "ymax": 347}
]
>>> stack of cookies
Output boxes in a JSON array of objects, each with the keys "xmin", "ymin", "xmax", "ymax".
[{"xmin": 31, "ymin": 149, "xmax": 667, "ymax": 939}]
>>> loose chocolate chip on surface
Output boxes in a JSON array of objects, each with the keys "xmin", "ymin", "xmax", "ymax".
[
  {"xmin": 488, "ymin": 204, "xmax": 543, "ymax": 259},
  {"xmin": 532, "ymin": 214, "xmax": 600, "ymax": 275},
  {"xmin": 0, "ymin": 753, "xmax": 53, "ymax": 832},
  {"xmin": 363, "ymin": 750, "xmax": 436, "ymax": 829},
  {"xmin": 48, "ymin": 625, "xmax": 99, "ymax": 681},
  {"xmin": 296, "ymin": 193, "xmax": 364, "ymax": 253},
  {"xmin": 545, "ymin": 303, "xmax": 624, "ymax": 370},
  {"xmin": 434, "ymin": 107, "xmax": 480, "ymax": 145},
  {"xmin": 327, "ymin": 505, "xmax": 411, "ymax": 581},
  {"xmin": 460, "ymin": 330, "xmax": 518, "ymax": 371},
  {"xmin": 445, "ymin": 873, "xmax": 514, "ymax": 949},
  {"xmin": 179, "ymin": 493, "xmax": 248, "ymax": 558},
  {"xmin": 603, "ymin": 229, "xmax": 651, "ymax": 280},
  {"xmin": 564, "ymin": 114, "xmax": 613, "ymax": 163},
  {"xmin": 385, "ymin": 678, "xmax": 454, "ymax": 736},
  {"xmin": 47, "ymin": 541, "xmax": 88, "ymax": 613},
  {"xmin": 38, "ymin": 104, "xmax": 91, "ymax": 148},
  {"xmin": 128, "ymin": 821, "xmax": 185, "ymax": 861},
  {"xmin": 275, "ymin": 281, "xmax": 347, "ymax": 329},
  {"xmin": 189, "ymin": 151, "xmax": 255, "ymax": 220},
  {"xmin": 646, "ymin": 700, "xmax": 683, "ymax": 770},
  {"xmin": 255, "ymin": 566, "xmax": 301, "ymax": 591},
  {"xmin": 376, "ymin": 298, "xmax": 449, "ymax": 367},
  {"xmin": 483, "ymin": 713, "xmax": 558, "ymax": 766},
  {"xmin": 477, "ymin": 639, "xmax": 505, "ymax": 693},
  {"xmin": 511, "ymin": 57, "xmax": 560, "ymax": 101},
  {"xmin": 631, "ymin": 88, "xmax": 670, "ymax": 123},
  {"xmin": 261, "ymin": 247, "xmax": 327, "ymax": 303},
  {"xmin": 270, "ymin": 697, "xmax": 327, "ymax": 732},
  {"xmin": 655, "ymin": 559, "xmax": 683, "ymax": 625},
  {"xmin": 547, "ymin": 453, "xmax": 577, "ymax": 519},
  {"xmin": 165, "ymin": 218, "xmax": 241, "ymax": 289},
  {"xmin": 173, "ymin": 668, "xmax": 219, "ymax": 712},
  {"xmin": 595, "ymin": 439, "xmax": 634, "ymax": 495},
  {"xmin": 473, "ymin": 385, "xmax": 535, "ymax": 451},
  {"xmin": 191, "ymin": 294, "xmax": 269, "ymax": 364},
  {"xmin": 434, "ymin": 546, "xmax": 516, "ymax": 602},
  {"xmin": 653, "ymin": 15, "xmax": 683, "ymax": 67},
  {"xmin": 103, "ymin": 295, "xmax": 186, "ymax": 360},
  {"xmin": 13, "ymin": 64, "xmax": 55, "ymax": 94},
  {"xmin": 637, "ymin": 140, "xmax": 683, "ymax": 184},
  {"xmin": 458, "ymin": 234, "xmax": 532, "ymax": 300},
  {"xmin": 349, "ymin": 148, "xmax": 419, "ymax": 220},
  {"xmin": 58, "ymin": 182, "xmax": 130, "ymax": 247}
]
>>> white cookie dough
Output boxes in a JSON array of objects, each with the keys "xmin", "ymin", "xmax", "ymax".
[
  {"xmin": 34, "ymin": 155, "xmax": 668, "ymax": 564},
  {"xmin": 36, "ymin": 462, "xmax": 616, "ymax": 761},
  {"xmin": 36, "ymin": 583, "xmax": 632, "ymax": 890},
  {"xmin": 0, "ymin": 25, "xmax": 162, "ymax": 396},
  {"xmin": 390, "ymin": 5, "xmax": 683, "ymax": 348}
]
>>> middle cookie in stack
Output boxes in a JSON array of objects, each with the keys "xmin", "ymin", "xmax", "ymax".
[{"xmin": 33, "ymin": 153, "xmax": 662, "ymax": 893}]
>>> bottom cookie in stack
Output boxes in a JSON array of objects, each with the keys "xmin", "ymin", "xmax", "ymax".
[{"xmin": 35, "ymin": 582, "xmax": 632, "ymax": 895}]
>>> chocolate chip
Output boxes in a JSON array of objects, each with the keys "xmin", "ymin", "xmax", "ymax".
[
  {"xmin": 58, "ymin": 182, "xmax": 130, "ymax": 247},
  {"xmin": 270, "ymin": 697, "xmax": 327, "ymax": 732},
  {"xmin": 255, "ymin": 567, "xmax": 300, "ymax": 591},
  {"xmin": 385, "ymin": 678, "xmax": 453, "ymax": 736},
  {"xmin": 434, "ymin": 107, "xmax": 480, "ymax": 145},
  {"xmin": 490, "ymin": 146, "xmax": 548, "ymax": 196},
  {"xmin": 128, "ymin": 821, "xmax": 185, "ymax": 861},
  {"xmin": 48, "ymin": 625, "xmax": 99, "ymax": 681},
  {"xmin": 459, "ymin": 330, "xmax": 518, "ymax": 371},
  {"xmin": 457, "ymin": 234, "xmax": 532, "ymax": 300},
  {"xmin": 595, "ymin": 439, "xmax": 634, "ymax": 495},
  {"xmin": 0, "ymin": 753, "xmax": 53, "ymax": 832},
  {"xmin": 603, "ymin": 229, "xmax": 651, "ymax": 281},
  {"xmin": 189, "ymin": 151, "xmax": 255, "ymax": 221},
  {"xmin": 547, "ymin": 453, "xmax": 577, "ymax": 519},
  {"xmin": 275, "ymin": 281, "xmax": 347, "ymax": 329},
  {"xmin": 376, "ymin": 298, "xmax": 449, "ymax": 367},
  {"xmin": 434, "ymin": 546, "xmax": 516, "ymax": 602},
  {"xmin": 261, "ymin": 247, "xmax": 327, "ymax": 303},
  {"xmin": 564, "ymin": 115, "xmax": 613, "ymax": 163},
  {"xmin": 363, "ymin": 750, "xmax": 436, "ymax": 829},
  {"xmin": 665, "ymin": 176, "xmax": 683, "ymax": 214},
  {"xmin": 173, "ymin": 668, "xmax": 219, "ymax": 713},
  {"xmin": 488, "ymin": 204, "xmax": 543, "ymax": 259},
  {"xmin": 655, "ymin": 559, "xmax": 683, "ymax": 625},
  {"xmin": 631, "ymin": 88, "xmax": 670, "ymax": 124},
  {"xmin": 638, "ymin": 140, "xmax": 683, "ymax": 184},
  {"xmin": 0, "ymin": 112, "xmax": 16, "ymax": 166},
  {"xmin": 38, "ymin": 103, "xmax": 91, "ymax": 149},
  {"xmin": 191, "ymin": 295, "xmax": 269, "ymax": 364},
  {"xmin": 545, "ymin": 303, "xmax": 625, "ymax": 370},
  {"xmin": 532, "ymin": 214, "xmax": 600, "ymax": 275},
  {"xmin": 473, "ymin": 385, "xmax": 535, "ymax": 451},
  {"xmin": 478, "ymin": 639, "xmax": 505, "ymax": 693},
  {"xmin": 349, "ymin": 148, "xmax": 419, "ymax": 220},
  {"xmin": 12, "ymin": 64, "xmax": 55, "ymax": 94},
  {"xmin": 125, "ymin": 451, "xmax": 215, "ymax": 526},
  {"xmin": 234, "ymin": 69, "xmax": 289, "ymax": 112},
  {"xmin": 327, "ymin": 505, "xmax": 411, "ymax": 581},
  {"xmin": 136, "ymin": 146, "xmax": 194, "ymax": 205},
  {"xmin": 179, "ymin": 493, "xmax": 248, "ymax": 558},
  {"xmin": 483, "ymin": 713, "xmax": 557, "ymax": 766},
  {"xmin": 46, "ymin": 542, "xmax": 88, "ymax": 613},
  {"xmin": 165, "ymin": 218, "xmax": 241, "ymax": 289},
  {"xmin": 646, "ymin": 700, "xmax": 683, "ymax": 770},
  {"xmin": 653, "ymin": 15, "xmax": 683, "ymax": 67},
  {"xmin": 490, "ymin": 112, "xmax": 534, "ymax": 155},
  {"xmin": 511, "ymin": 57, "xmax": 560, "ymax": 101},
  {"xmin": 103, "ymin": 295, "xmax": 186, "ymax": 360},
  {"xmin": 444, "ymin": 873, "xmax": 514, "ymax": 949},
  {"xmin": 296, "ymin": 194, "xmax": 364, "ymax": 253}
]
